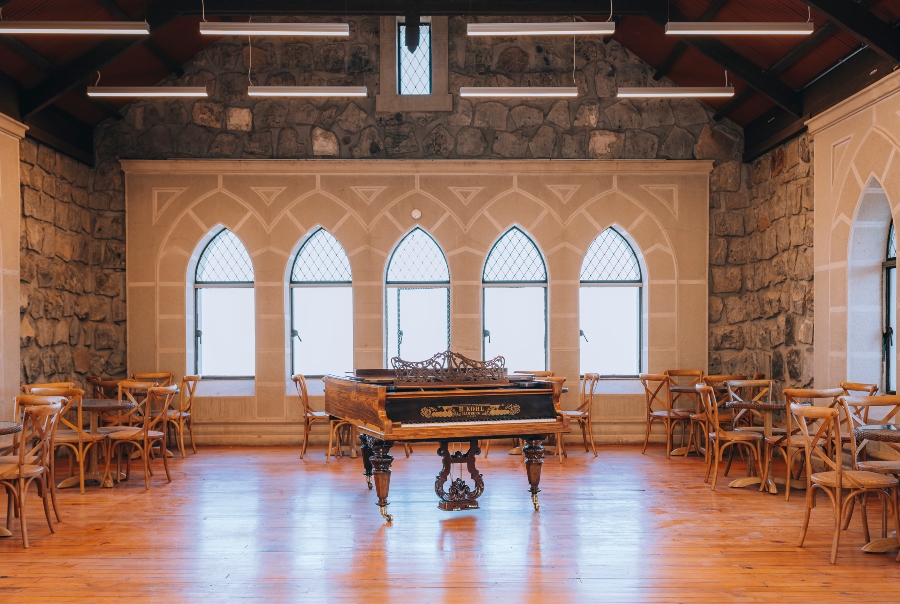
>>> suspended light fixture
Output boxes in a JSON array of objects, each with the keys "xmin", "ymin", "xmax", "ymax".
[
  {"xmin": 617, "ymin": 86, "xmax": 734, "ymax": 98},
  {"xmin": 0, "ymin": 21, "xmax": 149, "ymax": 35},
  {"xmin": 247, "ymin": 86, "xmax": 368, "ymax": 97},
  {"xmin": 467, "ymin": 22, "xmax": 615, "ymax": 36},
  {"xmin": 199, "ymin": 22, "xmax": 349, "ymax": 36},
  {"xmin": 87, "ymin": 87, "xmax": 208, "ymax": 97},
  {"xmin": 665, "ymin": 22, "xmax": 814, "ymax": 35},
  {"xmin": 460, "ymin": 87, "xmax": 578, "ymax": 98}
]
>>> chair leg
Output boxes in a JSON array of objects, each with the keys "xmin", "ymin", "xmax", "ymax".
[
  {"xmin": 859, "ymin": 493, "xmax": 870, "ymax": 544},
  {"xmin": 299, "ymin": 419, "xmax": 308, "ymax": 459},
  {"xmin": 19, "ymin": 477, "xmax": 29, "ymax": 548},
  {"xmin": 161, "ymin": 438, "xmax": 172, "ymax": 483},
  {"xmin": 188, "ymin": 416, "xmax": 197, "ymax": 454},
  {"xmin": 798, "ymin": 487, "xmax": 814, "ymax": 547},
  {"xmin": 665, "ymin": 421, "xmax": 673, "ymax": 460},
  {"xmin": 178, "ymin": 421, "xmax": 187, "ymax": 459},
  {"xmin": 831, "ymin": 487, "xmax": 843, "ymax": 564},
  {"xmin": 711, "ymin": 444, "xmax": 722, "ymax": 491},
  {"xmin": 642, "ymin": 417, "xmax": 652, "ymax": 455},
  {"xmin": 326, "ymin": 422, "xmax": 335, "ymax": 463},
  {"xmin": 685, "ymin": 420, "xmax": 695, "ymax": 458},
  {"xmin": 40, "ymin": 476, "xmax": 55, "ymax": 534},
  {"xmin": 841, "ymin": 494, "xmax": 856, "ymax": 530},
  {"xmin": 587, "ymin": 416, "xmax": 597, "ymax": 458},
  {"xmin": 48, "ymin": 461, "xmax": 61, "ymax": 523}
]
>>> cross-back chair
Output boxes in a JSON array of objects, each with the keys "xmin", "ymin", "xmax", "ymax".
[
  {"xmin": 0, "ymin": 399, "xmax": 63, "ymax": 548},
  {"xmin": 86, "ymin": 376, "xmax": 122, "ymax": 399},
  {"xmin": 690, "ymin": 375, "xmax": 747, "ymax": 461},
  {"xmin": 697, "ymin": 384, "xmax": 763, "ymax": 490},
  {"xmin": 165, "ymin": 376, "xmax": 200, "ymax": 458},
  {"xmin": 559, "ymin": 373, "xmax": 600, "ymax": 458},
  {"xmin": 640, "ymin": 374, "xmax": 690, "ymax": 458},
  {"xmin": 839, "ymin": 382, "xmax": 879, "ymax": 453},
  {"xmin": 726, "ymin": 379, "xmax": 776, "ymax": 434},
  {"xmin": 21, "ymin": 382, "xmax": 74, "ymax": 394},
  {"xmin": 132, "ymin": 372, "xmax": 175, "ymax": 387},
  {"xmin": 792, "ymin": 401, "xmax": 900, "ymax": 564},
  {"xmin": 99, "ymin": 380, "xmax": 155, "ymax": 433},
  {"xmin": 103, "ymin": 385, "xmax": 178, "ymax": 490}
]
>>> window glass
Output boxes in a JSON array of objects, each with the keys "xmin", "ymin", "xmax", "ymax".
[
  {"xmin": 398, "ymin": 21, "xmax": 432, "ymax": 95},
  {"xmin": 291, "ymin": 229, "xmax": 353, "ymax": 376}
]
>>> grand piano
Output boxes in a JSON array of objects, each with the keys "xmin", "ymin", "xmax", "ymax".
[{"xmin": 323, "ymin": 351, "xmax": 569, "ymax": 522}]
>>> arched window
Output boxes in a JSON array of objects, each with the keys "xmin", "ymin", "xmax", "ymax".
[
  {"xmin": 483, "ymin": 227, "xmax": 547, "ymax": 371},
  {"xmin": 194, "ymin": 229, "xmax": 255, "ymax": 377},
  {"xmin": 885, "ymin": 221, "xmax": 896, "ymax": 392},
  {"xmin": 580, "ymin": 228, "xmax": 642, "ymax": 376},
  {"xmin": 290, "ymin": 229, "xmax": 353, "ymax": 376},
  {"xmin": 385, "ymin": 227, "xmax": 450, "ymax": 363}
]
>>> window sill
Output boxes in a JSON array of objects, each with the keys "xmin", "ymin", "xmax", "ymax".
[{"xmin": 196, "ymin": 379, "xmax": 255, "ymax": 397}]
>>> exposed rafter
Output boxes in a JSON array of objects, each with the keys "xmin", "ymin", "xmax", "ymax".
[
  {"xmin": 96, "ymin": 0, "xmax": 186, "ymax": 77},
  {"xmin": 801, "ymin": 0, "xmax": 900, "ymax": 62},
  {"xmin": 652, "ymin": 0, "xmax": 729, "ymax": 81}
]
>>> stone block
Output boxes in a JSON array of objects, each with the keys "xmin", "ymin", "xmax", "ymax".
[
  {"xmin": 710, "ymin": 237, "xmax": 727, "ymax": 265},
  {"xmin": 574, "ymin": 100, "xmax": 600, "ymax": 127},
  {"xmin": 712, "ymin": 213, "xmax": 743, "ymax": 237},
  {"xmin": 546, "ymin": 100, "xmax": 570, "ymax": 129},
  {"xmin": 242, "ymin": 132, "xmax": 273, "ymax": 157},
  {"xmin": 348, "ymin": 44, "xmax": 375, "ymax": 74},
  {"xmin": 623, "ymin": 130, "xmax": 658, "ymax": 159},
  {"xmin": 528, "ymin": 125, "xmax": 558, "ymax": 159},
  {"xmin": 709, "ymin": 296, "xmax": 723, "ymax": 322},
  {"xmin": 674, "ymin": 99, "xmax": 709, "ymax": 127},
  {"xmin": 587, "ymin": 130, "xmax": 622, "ymax": 159},
  {"xmin": 94, "ymin": 215, "xmax": 124, "ymax": 240},
  {"xmin": 473, "ymin": 102, "xmax": 509, "ymax": 130},
  {"xmin": 226, "ymin": 107, "xmax": 253, "ymax": 131},
  {"xmin": 492, "ymin": 131, "xmax": 529, "ymax": 158},
  {"xmin": 447, "ymin": 97, "xmax": 473, "ymax": 126},
  {"xmin": 594, "ymin": 60, "xmax": 616, "ymax": 97},
  {"xmin": 711, "ymin": 161, "xmax": 741, "ymax": 192},
  {"xmin": 253, "ymin": 99, "xmax": 288, "ymax": 128},
  {"xmin": 351, "ymin": 126, "xmax": 384, "ymax": 158},
  {"xmin": 496, "ymin": 46, "xmax": 530, "ymax": 72},
  {"xmin": 135, "ymin": 126, "xmax": 173, "ymax": 159},
  {"xmin": 694, "ymin": 125, "xmax": 739, "ymax": 160},
  {"xmin": 384, "ymin": 124, "xmax": 418, "ymax": 156},
  {"xmin": 311, "ymin": 127, "xmax": 340, "ymax": 157},
  {"xmin": 209, "ymin": 133, "xmax": 241, "ymax": 158},
  {"xmin": 711, "ymin": 266, "xmax": 742, "ymax": 293},
  {"xmin": 423, "ymin": 126, "xmax": 454, "ymax": 158},
  {"xmin": 176, "ymin": 124, "xmax": 214, "ymax": 156},
  {"xmin": 456, "ymin": 127, "xmax": 487, "ymax": 157},
  {"xmin": 276, "ymin": 128, "xmax": 305, "ymax": 158},
  {"xmin": 95, "ymin": 272, "xmax": 122, "ymax": 297},
  {"xmin": 282, "ymin": 43, "xmax": 313, "ymax": 69},
  {"xmin": 315, "ymin": 44, "xmax": 346, "ymax": 72},
  {"xmin": 510, "ymin": 106, "xmax": 543, "ymax": 129},
  {"xmin": 192, "ymin": 101, "xmax": 223, "ymax": 128},
  {"xmin": 561, "ymin": 133, "xmax": 584, "ymax": 159},
  {"xmin": 604, "ymin": 100, "xmax": 641, "ymax": 130},
  {"xmin": 336, "ymin": 103, "xmax": 368, "ymax": 133}
]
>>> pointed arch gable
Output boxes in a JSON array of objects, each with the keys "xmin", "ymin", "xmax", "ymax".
[
  {"xmin": 385, "ymin": 226, "xmax": 450, "ymax": 284},
  {"xmin": 291, "ymin": 228, "xmax": 353, "ymax": 283},
  {"xmin": 581, "ymin": 227, "xmax": 643, "ymax": 283},
  {"xmin": 483, "ymin": 226, "xmax": 548, "ymax": 283},
  {"xmin": 195, "ymin": 228, "xmax": 254, "ymax": 283}
]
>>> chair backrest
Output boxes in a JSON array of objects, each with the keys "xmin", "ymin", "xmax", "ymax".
[
  {"xmin": 132, "ymin": 372, "xmax": 175, "ymax": 387},
  {"xmin": 12, "ymin": 401, "xmax": 63, "ymax": 470},
  {"xmin": 726, "ymin": 379, "xmax": 775, "ymax": 404},
  {"xmin": 142, "ymin": 385, "xmax": 178, "ymax": 435},
  {"xmin": 696, "ymin": 384, "xmax": 727, "ymax": 438},
  {"xmin": 117, "ymin": 380, "xmax": 157, "ymax": 423},
  {"xmin": 640, "ymin": 374, "xmax": 673, "ymax": 416},
  {"xmin": 840, "ymin": 382, "xmax": 878, "ymax": 396},
  {"xmin": 665, "ymin": 369, "xmax": 703, "ymax": 386},
  {"xmin": 577, "ymin": 373, "xmax": 599, "ymax": 413},
  {"xmin": 291, "ymin": 374, "xmax": 311, "ymax": 416},
  {"xmin": 178, "ymin": 376, "xmax": 201, "ymax": 413},
  {"xmin": 703, "ymin": 374, "xmax": 747, "ymax": 406},
  {"xmin": 21, "ymin": 381, "xmax": 74, "ymax": 394},
  {"xmin": 86, "ymin": 376, "xmax": 122, "ymax": 399},
  {"xmin": 790, "ymin": 402, "xmax": 861, "ymax": 488},
  {"xmin": 25, "ymin": 388, "xmax": 85, "ymax": 439},
  {"xmin": 783, "ymin": 388, "xmax": 843, "ymax": 437},
  {"xmin": 840, "ymin": 395, "xmax": 900, "ymax": 464}
]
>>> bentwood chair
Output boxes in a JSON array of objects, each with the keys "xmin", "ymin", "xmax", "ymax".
[
  {"xmin": 697, "ymin": 385, "xmax": 764, "ymax": 491},
  {"xmin": 132, "ymin": 372, "xmax": 175, "ymax": 387},
  {"xmin": 559, "ymin": 373, "xmax": 600, "ymax": 458},
  {"xmin": 165, "ymin": 376, "xmax": 200, "ymax": 458},
  {"xmin": 665, "ymin": 370, "xmax": 704, "ymax": 456},
  {"xmin": 792, "ymin": 401, "xmax": 900, "ymax": 564},
  {"xmin": 690, "ymin": 375, "xmax": 747, "ymax": 462},
  {"xmin": 767, "ymin": 389, "xmax": 842, "ymax": 501},
  {"xmin": 0, "ymin": 399, "xmax": 63, "ymax": 548},
  {"xmin": 100, "ymin": 380, "xmax": 155, "ymax": 433},
  {"xmin": 640, "ymin": 374, "xmax": 691, "ymax": 458},
  {"xmin": 21, "ymin": 382, "xmax": 74, "ymax": 394},
  {"xmin": 104, "ymin": 386, "xmax": 177, "ymax": 490},
  {"xmin": 293, "ymin": 374, "xmax": 329, "ymax": 459},
  {"xmin": 86, "ymin": 376, "xmax": 122, "ymax": 399},
  {"xmin": 839, "ymin": 382, "xmax": 878, "ymax": 454},
  {"xmin": 726, "ymin": 379, "xmax": 777, "ymax": 435}
]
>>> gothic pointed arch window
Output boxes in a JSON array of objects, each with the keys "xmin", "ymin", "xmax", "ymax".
[
  {"xmin": 885, "ymin": 221, "xmax": 896, "ymax": 392},
  {"xmin": 385, "ymin": 227, "xmax": 450, "ymax": 364},
  {"xmin": 194, "ymin": 229, "xmax": 255, "ymax": 377},
  {"xmin": 580, "ymin": 227, "xmax": 642, "ymax": 376},
  {"xmin": 290, "ymin": 229, "xmax": 353, "ymax": 376},
  {"xmin": 482, "ymin": 227, "xmax": 548, "ymax": 371}
]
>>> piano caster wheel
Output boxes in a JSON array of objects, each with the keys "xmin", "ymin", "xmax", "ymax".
[
  {"xmin": 531, "ymin": 493, "xmax": 540, "ymax": 512},
  {"xmin": 379, "ymin": 506, "xmax": 393, "ymax": 523},
  {"xmin": 365, "ymin": 474, "xmax": 373, "ymax": 490}
]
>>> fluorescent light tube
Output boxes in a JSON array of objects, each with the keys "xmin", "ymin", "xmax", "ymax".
[
  {"xmin": 467, "ymin": 22, "xmax": 615, "ymax": 36},
  {"xmin": 617, "ymin": 87, "xmax": 734, "ymax": 98},
  {"xmin": 666, "ymin": 22, "xmax": 814, "ymax": 35},
  {"xmin": 247, "ymin": 86, "xmax": 368, "ymax": 97},
  {"xmin": 200, "ymin": 22, "xmax": 349, "ymax": 36},
  {"xmin": 0, "ymin": 21, "xmax": 149, "ymax": 35},
  {"xmin": 459, "ymin": 87, "xmax": 579, "ymax": 98},
  {"xmin": 87, "ymin": 87, "xmax": 209, "ymax": 97}
]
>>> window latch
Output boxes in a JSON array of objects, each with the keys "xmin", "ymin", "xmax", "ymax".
[
  {"xmin": 291, "ymin": 329, "xmax": 302, "ymax": 343},
  {"xmin": 483, "ymin": 329, "xmax": 491, "ymax": 343},
  {"xmin": 398, "ymin": 329, "xmax": 404, "ymax": 345},
  {"xmin": 580, "ymin": 329, "xmax": 589, "ymax": 343},
  {"xmin": 195, "ymin": 329, "xmax": 202, "ymax": 341}
]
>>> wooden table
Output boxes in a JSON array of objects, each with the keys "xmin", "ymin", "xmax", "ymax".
[
  {"xmin": 854, "ymin": 425, "xmax": 900, "ymax": 554},
  {"xmin": 57, "ymin": 399, "xmax": 136, "ymax": 489},
  {"xmin": 669, "ymin": 385, "xmax": 702, "ymax": 456},
  {"xmin": 0, "ymin": 421, "xmax": 23, "ymax": 537},
  {"xmin": 725, "ymin": 400, "xmax": 781, "ymax": 494}
]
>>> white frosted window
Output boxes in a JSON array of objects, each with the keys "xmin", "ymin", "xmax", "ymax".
[{"xmin": 398, "ymin": 22, "xmax": 432, "ymax": 95}]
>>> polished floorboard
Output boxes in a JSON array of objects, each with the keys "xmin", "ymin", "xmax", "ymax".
[{"xmin": 1, "ymin": 444, "xmax": 898, "ymax": 602}]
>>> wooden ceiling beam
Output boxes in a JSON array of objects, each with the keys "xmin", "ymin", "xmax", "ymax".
[
  {"xmin": 652, "ymin": 0, "xmax": 730, "ymax": 81},
  {"xmin": 96, "ymin": 0, "xmax": 185, "ymax": 76},
  {"xmin": 801, "ymin": 0, "xmax": 900, "ymax": 62}
]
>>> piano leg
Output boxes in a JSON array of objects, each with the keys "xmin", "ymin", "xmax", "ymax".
[
  {"xmin": 522, "ymin": 438, "xmax": 545, "ymax": 511},
  {"xmin": 370, "ymin": 438, "xmax": 395, "ymax": 523},
  {"xmin": 359, "ymin": 435, "xmax": 374, "ymax": 490}
]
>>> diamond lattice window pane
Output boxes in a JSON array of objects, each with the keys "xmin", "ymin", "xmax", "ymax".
[
  {"xmin": 398, "ymin": 23, "xmax": 432, "ymax": 95},
  {"xmin": 386, "ymin": 227, "xmax": 449, "ymax": 283},
  {"xmin": 483, "ymin": 228, "xmax": 547, "ymax": 282},
  {"xmin": 195, "ymin": 229, "xmax": 254, "ymax": 283},
  {"xmin": 581, "ymin": 228, "xmax": 641, "ymax": 282},
  {"xmin": 292, "ymin": 229, "xmax": 352, "ymax": 283},
  {"xmin": 889, "ymin": 222, "xmax": 896, "ymax": 260}
]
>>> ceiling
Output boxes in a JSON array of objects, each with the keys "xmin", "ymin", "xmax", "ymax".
[{"xmin": 0, "ymin": 0, "xmax": 897, "ymax": 164}]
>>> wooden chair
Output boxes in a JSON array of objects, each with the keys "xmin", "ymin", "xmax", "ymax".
[
  {"xmin": 690, "ymin": 375, "xmax": 747, "ymax": 462},
  {"xmin": 132, "ymin": 372, "xmax": 175, "ymax": 387},
  {"xmin": 103, "ymin": 385, "xmax": 177, "ymax": 490},
  {"xmin": 86, "ymin": 376, "xmax": 122, "ymax": 399},
  {"xmin": 697, "ymin": 385, "xmax": 764, "ymax": 490},
  {"xmin": 559, "ymin": 373, "xmax": 600, "ymax": 458},
  {"xmin": 21, "ymin": 382, "xmax": 74, "ymax": 394},
  {"xmin": 840, "ymin": 382, "xmax": 878, "ymax": 396},
  {"xmin": 293, "ymin": 374, "xmax": 329, "ymax": 459},
  {"xmin": 767, "ymin": 388, "xmax": 843, "ymax": 501},
  {"xmin": 640, "ymin": 374, "xmax": 691, "ymax": 459},
  {"xmin": 0, "ymin": 399, "xmax": 63, "ymax": 548},
  {"xmin": 165, "ymin": 376, "xmax": 200, "ymax": 458},
  {"xmin": 726, "ymin": 379, "xmax": 776, "ymax": 435},
  {"xmin": 792, "ymin": 401, "xmax": 900, "ymax": 564},
  {"xmin": 100, "ymin": 380, "xmax": 155, "ymax": 433},
  {"xmin": 665, "ymin": 370, "xmax": 704, "ymax": 456},
  {"xmin": 839, "ymin": 382, "xmax": 878, "ymax": 454},
  {"xmin": 484, "ymin": 371, "xmax": 555, "ymax": 458}
]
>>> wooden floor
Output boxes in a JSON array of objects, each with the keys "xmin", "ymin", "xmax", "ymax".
[{"xmin": 2, "ymin": 444, "xmax": 899, "ymax": 602}]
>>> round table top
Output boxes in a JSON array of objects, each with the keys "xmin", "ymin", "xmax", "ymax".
[
  {"xmin": 853, "ymin": 426, "xmax": 900, "ymax": 444},
  {"xmin": 0, "ymin": 421, "xmax": 22, "ymax": 436},
  {"xmin": 82, "ymin": 398, "xmax": 137, "ymax": 412},
  {"xmin": 725, "ymin": 401, "xmax": 783, "ymax": 412}
]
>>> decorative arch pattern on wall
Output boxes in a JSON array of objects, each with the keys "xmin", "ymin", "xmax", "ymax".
[
  {"xmin": 386, "ymin": 227, "xmax": 450, "ymax": 284},
  {"xmin": 483, "ymin": 227, "xmax": 547, "ymax": 283}
]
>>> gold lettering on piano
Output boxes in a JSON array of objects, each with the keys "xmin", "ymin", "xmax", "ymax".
[{"xmin": 420, "ymin": 404, "xmax": 521, "ymax": 419}]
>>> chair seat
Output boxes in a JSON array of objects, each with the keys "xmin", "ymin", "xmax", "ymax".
[
  {"xmin": 857, "ymin": 460, "xmax": 900, "ymax": 475},
  {"xmin": 107, "ymin": 428, "xmax": 165, "ymax": 441},
  {"xmin": 650, "ymin": 410, "xmax": 691, "ymax": 419},
  {"xmin": 54, "ymin": 429, "xmax": 106, "ymax": 443},
  {"xmin": 562, "ymin": 410, "xmax": 588, "ymax": 419},
  {"xmin": 710, "ymin": 430, "xmax": 762, "ymax": 442},
  {"xmin": 736, "ymin": 426, "xmax": 787, "ymax": 435},
  {"xmin": 165, "ymin": 410, "xmax": 191, "ymax": 419},
  {"xmin": 0, "ymin": 463, "xmax": 45, "ymax": 479},
  {"xmin": 810, "ymin": 470, "xmax": 899, "ymax": 489}
]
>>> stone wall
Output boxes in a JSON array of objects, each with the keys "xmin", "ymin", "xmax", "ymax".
[
  {"xmin": 19, "ymin": 139, "xmax": 126, "ymax": 388},
  {"xmin": 708, "ymin": 134, "xmax": 814, "ymax": 393}
]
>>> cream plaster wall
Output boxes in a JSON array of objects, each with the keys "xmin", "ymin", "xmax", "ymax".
[
  {"xmin": 809, "ymin": 70, "xmax": 900, "ymax": 390},
  {"xmin": 0, "ymin": 114, "xmax": 25, "ymax": 424},
  {"xmin": 123, "ymin": 158, "xmax": 711, "ymax": 444}
]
